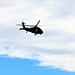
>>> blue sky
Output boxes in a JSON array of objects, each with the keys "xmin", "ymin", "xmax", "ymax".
[
  {"xmin": 0, "ymin": 0, "xmax": 75, "ymax": 75},
  {"xmin": 0, "ymin": 57, "xmax": 75, "ymax": 75}
]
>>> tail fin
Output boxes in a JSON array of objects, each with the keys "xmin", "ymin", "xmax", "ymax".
[
  {"xmin": 19, "ymin": 22, "xmax": 25, "ymax": 30},
  {"xmin": 22, "ymin": 22, "xmax": 25, "ymax": 28}
]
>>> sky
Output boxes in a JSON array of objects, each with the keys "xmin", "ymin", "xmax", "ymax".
[{"xmin": 0, "ymin": 0, "xmax": 75, "ymax": 75}]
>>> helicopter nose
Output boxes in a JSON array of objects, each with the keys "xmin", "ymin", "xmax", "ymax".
[
  {"xmin": 42, "ymin": 30, "xmax": 43, "ymax": 33},
  {"xmin": 41, "ymin": 30, "xmax": 43, "ymax": 34}
]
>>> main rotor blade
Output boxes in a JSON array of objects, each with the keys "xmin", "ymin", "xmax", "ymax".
[
  {"xmin": 35, "ymin": 20, "xmax": 40, "ymax": 27},
  {"xmin": 36, "ymin": 20, "xmax": 40, "ymax": 25},
  {"xmin": 16, "ymin": 24, "xmax": 55, "ymax": 26},
  {"xmin": 39, "ymin": 24, "xmax": 55, "ymax": 26},
  {"xmin": 16, "ymin": 24, "xmax": 22, "ymax": 26},
  {"xmin": 16, "ymin": 24, "xmax": 34, "ymax": 26}
]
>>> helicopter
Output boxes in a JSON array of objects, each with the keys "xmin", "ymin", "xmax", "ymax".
[{"xmin": 17, "ymin": 20, "xmax": 43, "ymax": 35}]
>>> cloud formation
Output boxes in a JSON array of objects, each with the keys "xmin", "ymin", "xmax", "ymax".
[{"xmin": 0, "ymin": 0, "xmax": 75, "ymax": 72}]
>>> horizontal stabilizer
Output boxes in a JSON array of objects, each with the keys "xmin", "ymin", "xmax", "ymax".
[{"xmin": 19, "ymin": 28, "xmax": 24, "ymax": 30}]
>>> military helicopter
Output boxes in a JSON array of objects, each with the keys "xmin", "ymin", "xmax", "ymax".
[{"xmin": 17, "ymin": 20, "xmax": 43, "ymax": 35}]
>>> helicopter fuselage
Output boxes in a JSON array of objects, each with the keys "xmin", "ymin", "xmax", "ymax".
[
  {"xmin": 19, "ymin": 26, "xmax": 43, "ymax": 35},
  {"xmin": 18, "ymin": 20, "xmax": 43, "ymax": 35}
]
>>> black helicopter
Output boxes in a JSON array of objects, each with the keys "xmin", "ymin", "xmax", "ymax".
[{"xmin": 17, "ymin": 20, "xmax": 43, "ymax": 35}]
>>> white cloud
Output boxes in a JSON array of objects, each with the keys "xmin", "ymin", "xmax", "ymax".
[
  {"xmin": 37, "ymin": 54, "xmax": 75, "ymax": 71},
  {"xmin": 0, "ymin": 0, "xmax": 75, "ymax": 72}
]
